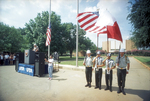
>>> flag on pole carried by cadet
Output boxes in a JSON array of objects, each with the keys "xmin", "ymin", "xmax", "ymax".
[
  {"xmin": 96, "ymin": 10, "xmax": 123, "ymax": 42},
  {"xmin": 76, "ymin": 11, "xmax": 106, "ymax": 35},
  {"xmin": 46, "ymin": 24, "xmax": 51, "ymax": 46},
  {"xmin": 77, "ymin": 10, "xmax": 123, "ymax": 42}
]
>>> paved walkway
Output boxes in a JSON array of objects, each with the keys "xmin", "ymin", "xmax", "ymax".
[{"xmin": 0, "ymin": 57, "xmax": 150, "ymax": 101}]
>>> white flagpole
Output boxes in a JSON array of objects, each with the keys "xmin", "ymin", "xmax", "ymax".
[
  {"xmin": 48, "ymin": 0, "xmax": 51, "ymax": 58},
  {"xmin": 76, "ymin": 0, "xmax": 79, "ymax": 67}
]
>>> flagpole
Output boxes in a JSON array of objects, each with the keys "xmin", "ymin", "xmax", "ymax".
[
  {"xmin": 48, "ymin": 0, "xmax": 51, "ymax": 58},
  {"xmin": 76, "ymin": 0, "xmax": 79, "ymax": 67},
  {"xmin": 107, "ymin": 36, "xmax": 109, "ymax": 53},
  {"xmin": 97, "ymin": 34, "xmax": 99, "ymax": 51}
]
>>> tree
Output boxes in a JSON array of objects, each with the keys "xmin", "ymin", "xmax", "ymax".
[
  {"xmin": 25, "ymin": 11, "xmax": 64, "ymax": 54},
  {"xmin": 78, "ymin": 28, "xmax": 97, "ymax": 53},
  {"xmin": 61, "ymin": 23, "xmax": 76, "ymax": 58},
  {"xmin": 127, "ymin": 0, "xmax": 150, "ymax": 48},
  {"xmin": 0, "ymin": 22, "xmax": 25, "ymax": 53}
]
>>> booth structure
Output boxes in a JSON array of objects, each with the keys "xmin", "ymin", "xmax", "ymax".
[
  {"xmin": 16, "ymin": 50, "xmax": 46, "ymax": 77},
  {"xmin": 15, "ymin": 50, "xmax": 60, "ymax": 77}
]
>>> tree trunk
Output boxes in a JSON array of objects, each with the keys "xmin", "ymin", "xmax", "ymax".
[{"xmin": 70, "ymin": 50, "xmax": 72, "ymax": 58}]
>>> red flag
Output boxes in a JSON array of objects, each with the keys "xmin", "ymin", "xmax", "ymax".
[
  {"xmin": 46, "ymin": 24, "xmax": 51, "ymax": 46},
  {"xmin": 95, "ymin": 10, "xmax": 123, "ymax": 42},
  {"xmin": 107, "ymin": 22, "xmax": 123, "ymax": 42}
]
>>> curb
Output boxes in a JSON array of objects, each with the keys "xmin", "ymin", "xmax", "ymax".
[
  {"xmin": 133, "ymin": 57, "xmax": 150, "ymax": 70},
  {"xmin": 53, "ymin": 64, "xmax": 117, "ymax": 74}
]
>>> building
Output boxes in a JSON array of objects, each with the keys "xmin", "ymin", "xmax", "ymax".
[
  {"xmin": 126, "ymin": 40, "xmax": 137, "ymax": 51},
  {"xmin": 102, "ymin": 40, "xmax": 136, "ymax": 52}
]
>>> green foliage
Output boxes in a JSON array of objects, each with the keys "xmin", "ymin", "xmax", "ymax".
[
  {"xmin": 61, "ymin": 23, "xmax": 76, "ymax": 58},
  {"xmin": 25, "ymin": 11, "xmax": 64, "ymax": 54},
  {"xmin": 127, "ymin": 0, "xmax": 150, "ymax": 48},
  {"xmin": 0, "ymin": 22, "xmax": 25, "ymax": 53},
  {"xmin": 78, "ymin": 29, "xmax": 97, "ymax": 53}
]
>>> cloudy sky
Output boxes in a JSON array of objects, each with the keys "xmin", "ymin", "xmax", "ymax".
[{"xmin": 0, "ymin": 0, "xmax": 132, "ymax": 48}]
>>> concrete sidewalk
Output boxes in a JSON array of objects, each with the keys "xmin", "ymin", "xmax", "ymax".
[{"xmin": 0, "ymin": 57, "xmax": 150, "ymax": 101}]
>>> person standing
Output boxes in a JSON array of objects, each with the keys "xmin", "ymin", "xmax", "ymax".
[
  {"xmin": 93, "ymin": 51, "xmax": 104, "ymax": 90},
  {"xmin": 4, "ymin": 53, "xmax": 9, "ymax": 65},
  {"xmin": 0, "ymin": 54, "xmax": 4, "ymax": 65},
  {"xmin": 102, "ymin": 53, "xmax": 116, "ymax": 92},
  {"xmin": 45, "ymin": 55, "xmax": 54, "ymax": 80},
  {"xmin": 83, "ymin": 50, "xmax": 93, "ymax": 88},
  {"xmin": 115, "ymin": 49, "xmax": 130, "ymax": 95},
  {"xmin": 9, "ymin": 54, "xmax": 13, "ymax": 65},
  {"xmin": 33, "ymin": 44, "xmax": 39, "ymax": 52},
  {"xmin": 13, "ymin": 53, "xmax": 16, "ymax": 65}
]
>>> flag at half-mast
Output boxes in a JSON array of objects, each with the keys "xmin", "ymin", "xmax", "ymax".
[{"xmin": 46, "ymin": 24, "xmax": 51, "ymax": 46}]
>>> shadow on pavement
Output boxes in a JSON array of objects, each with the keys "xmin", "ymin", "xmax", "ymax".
[
  {"xmin": 90, "ymin": 85, "xmax": 149, "ymax": 100},
  {"xmin": 112, "ymin": 86, "xmax": 150, "ymax": 101},
  {"xmin": 52, "ymin": 78, "xmax": 67, "ymax": 81}
]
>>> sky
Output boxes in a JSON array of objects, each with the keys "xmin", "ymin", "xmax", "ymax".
[{"xmin": 0, "ymin": 0, "xmax": 132, "ymax": 48}]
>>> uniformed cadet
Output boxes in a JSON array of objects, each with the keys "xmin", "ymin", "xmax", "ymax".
[
  {"xmin": 115, "ymin": 49, "xmax": 130, "ymax": 95},
  {"xmin": 33, "ymin": 44, "xmax": 39, "ymax": 52},
  {"xmin": 93, "ymin": 51, "xmax": 104, "ymax": 90},
  {"xmin": 83, "ymin": 50, "xmax": 93, "ymax": 88},
  {"xmin": 102, "ymin": 53, "xmax": 116, "ymax": 92}
]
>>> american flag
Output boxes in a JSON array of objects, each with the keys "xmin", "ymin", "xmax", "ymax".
[
  {"xmin": 46, "ymin": 24, "xmax": 51, "ymax": 46},
  {"xmin": 77, "ymin": 11, "xmax": 106, "ymax": 34}
]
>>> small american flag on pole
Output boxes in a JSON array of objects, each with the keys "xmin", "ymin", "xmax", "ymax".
[{"xmin": 46, "ymin": 24, "xmax": 51, "ymax": 46}]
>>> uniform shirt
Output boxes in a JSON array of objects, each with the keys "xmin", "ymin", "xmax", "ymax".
[
  {"xmin": 48, "ymin": 58, "xmax": 54, "ymax": 67},
  {"xmin": 94, "ymin": 57, "xmax": 103, "ymax": 71},
  {"xmin": 115, "ymin": 55, "xmax": 130, "ymax": 69},
  {"xmin": 105, "ymin": 59, "xmax": 115, "ymax": 70},
  {"xmin": 33, "ymin": 46, "xmax": 39, "ymax": 52},
  {"xmin": 5, "ymin": 55, "xmax": 9, "ymax": 59},
  {"xmin": 83, "ymin": 56, "xmax": 93, "ymax": 67}
]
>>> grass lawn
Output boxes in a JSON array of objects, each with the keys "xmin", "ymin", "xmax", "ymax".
[
  {"xmin": 134, "ymin": 56, "xmax": 150, "ymax": 67},
  {"xmin": 59, "ymin": 56, "xmax": 117, "ymax": 66}
]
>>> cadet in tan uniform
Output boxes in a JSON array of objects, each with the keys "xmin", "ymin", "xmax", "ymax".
[
  {"xmin": 93, "ymin": 51, "xmax": 104, "ymax": 90},
  {"xmin": 83, "ymin": 50, "xmax": 93, "ymax": 88},
  {"xmin": 103, "ymin": 53, "xmax": 116, "ymax": 92},
  {"xmin": 116, "ymin": 49, "xmax": 130, "ymax": 95}
]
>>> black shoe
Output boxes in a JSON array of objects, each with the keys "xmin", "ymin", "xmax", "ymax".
[
  {"xmin": 95, "ymin": 86, "xmax": 98, "ymax": 89},
  {"xmin": 122, "ymin": 88, "xmax": 126, "ymax": 95},
  {"xmin": 105, "ymin": 87, "xmax": 109, "ymax": 90},
  {"xmin": 89, "ymin": 84, "xmax": 91, "ymax": 88},
  {"xmin": 85, "ymin": 84, "xmax": 89, "ymax": 87},
  {"xmin": 110, "ymin": 88, "xmax": 112, "ymax": 92},
  {"xmin": 117, "ymin": 87, "xmax": 121, "ymax": 93}
]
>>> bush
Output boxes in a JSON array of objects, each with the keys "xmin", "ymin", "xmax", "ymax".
[
  {"xmin": 126, "ymin": 50, "xmax": 131, "ymax": 55},
  {"xmin": 114, "ymin": 50, "xmax": 119, "ymax": 55},
  {"xmin": 131, "ymin": 49, "xmax": 150, "ymax": 56}
]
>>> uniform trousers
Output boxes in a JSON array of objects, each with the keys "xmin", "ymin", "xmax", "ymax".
[
  {"xmin": 85, "ymin": 67, "xmax": 92, "ymax": 83},
  {"xmin": 117, "ymin": 68, "xmax": 126, "ymax": 88},
  {"xmin": 95, "ymin": 68, "xmax": 102, "ymax": 88},
  {"xmin": 105, "ymin": 70, "xmax": 113, "ymax": 88}
]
